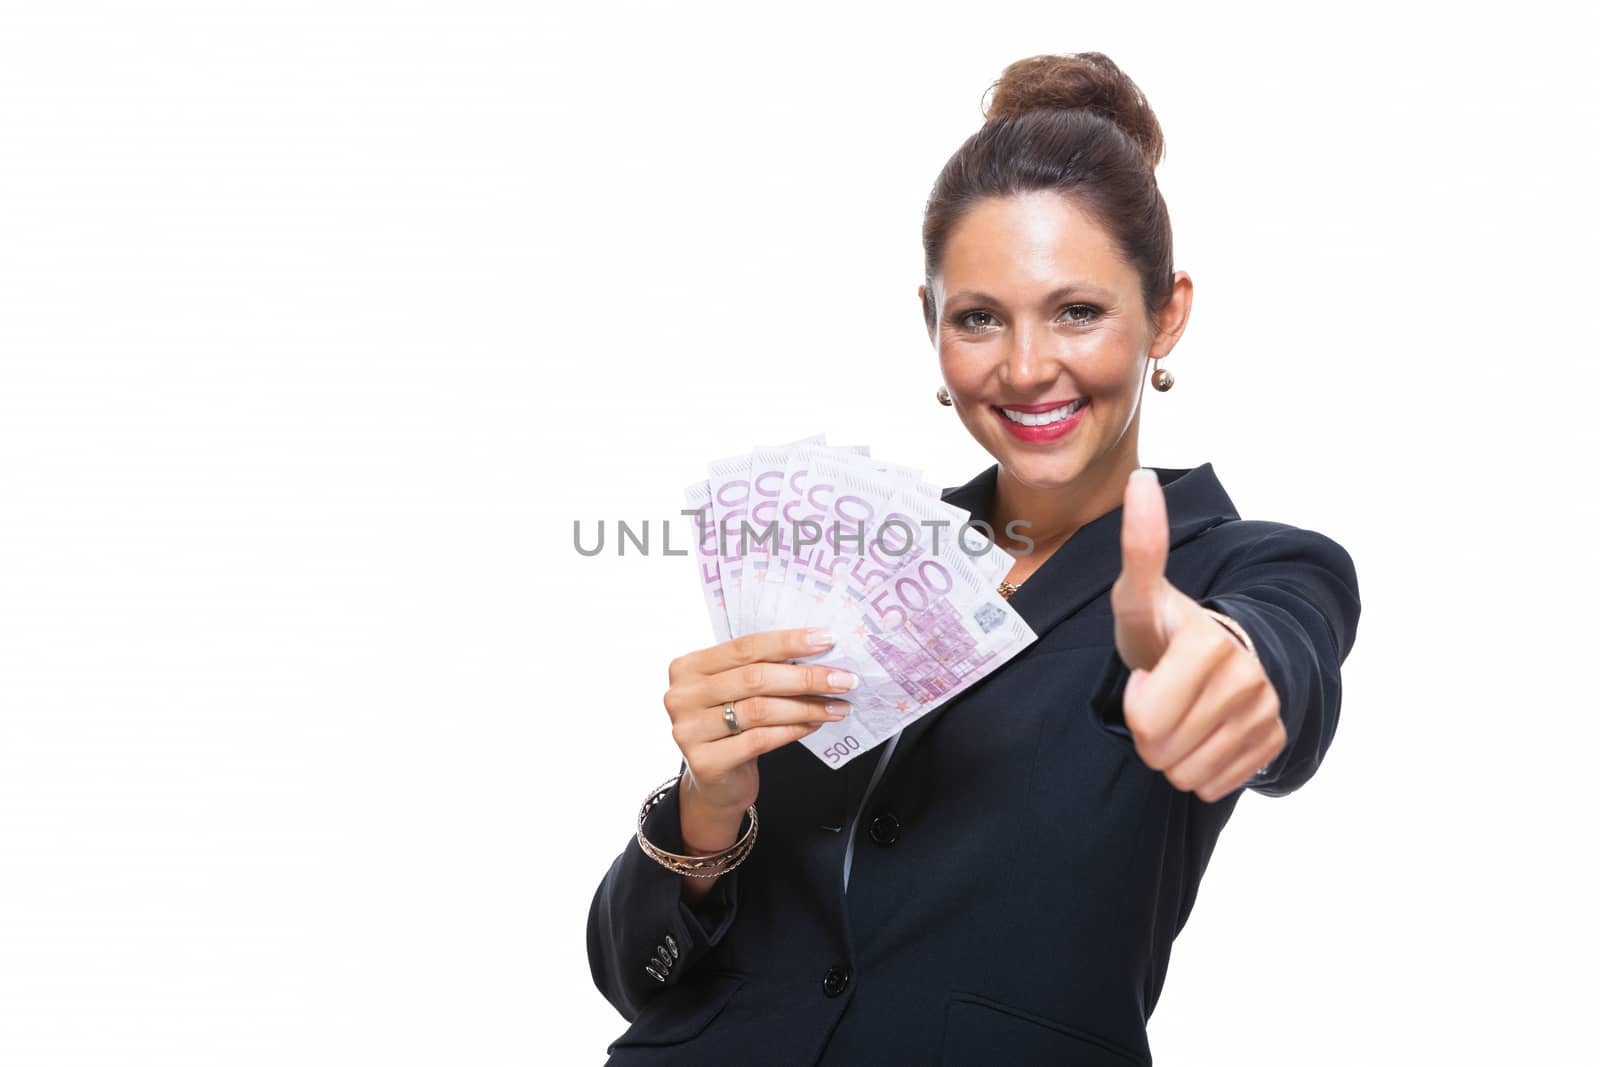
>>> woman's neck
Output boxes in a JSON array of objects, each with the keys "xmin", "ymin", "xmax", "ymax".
[{"xmin": 989, "ymin": 453, "xmax": 1142, "ymax": 561}]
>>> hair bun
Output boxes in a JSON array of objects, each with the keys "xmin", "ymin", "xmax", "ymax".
[{"xmin": 982, "ymin": 52, "xmax": 1165, "ymax": 171}]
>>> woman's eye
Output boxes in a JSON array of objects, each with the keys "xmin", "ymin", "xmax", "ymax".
[{"xmin": 955, "ymin": 306, "xmax": 1100, "ymax": 332}]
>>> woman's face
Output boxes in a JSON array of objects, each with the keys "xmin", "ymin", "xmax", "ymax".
[{"xmin": 919, "ymin": 190, "xmax": 1189, "ymax": 499}]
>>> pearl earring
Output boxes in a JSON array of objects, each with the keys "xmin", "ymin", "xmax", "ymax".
[
  {"xmin": 1151, "ymin": 361, "xmax": 1174, "ymax": 391},
  {"xmin": 936, "ymin": 385, "xmax": 953, "ymax": 406}
]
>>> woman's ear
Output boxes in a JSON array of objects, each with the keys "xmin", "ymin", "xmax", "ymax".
[
  {"xmin": 1149, "ymin": 271, "xmax": 1193, "ymax": 359},
  {"xmin": 918, "ymin": 284, "xmax": 936, "ymax": 344}
]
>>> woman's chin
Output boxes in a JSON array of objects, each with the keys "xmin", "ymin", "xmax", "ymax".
[{"xmin": 996, "ymin": 448, "xmax": 1087, "ymax": 490}]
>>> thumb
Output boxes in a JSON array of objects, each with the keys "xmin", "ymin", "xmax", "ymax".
[{"xmin": 1112, "ymin": 468, "xmax": 1176, "ymax": 669}]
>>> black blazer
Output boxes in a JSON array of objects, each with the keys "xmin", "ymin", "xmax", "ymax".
[{"xmin": 587, "ymin": 462, "xmax": 1361, "ymax": 1065}]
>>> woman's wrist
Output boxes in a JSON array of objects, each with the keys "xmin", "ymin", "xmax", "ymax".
[
  {"xmin": 678, "ymin": 774, "xmax": 747, "ymax": 855},
  {"xmin": 1200, "ymin": 606, "xmax": 1255, "ymax": 657}
]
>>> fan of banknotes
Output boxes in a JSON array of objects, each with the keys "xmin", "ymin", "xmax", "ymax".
[{"xmin": 684, "ymin": 433, "xmax": 1039, "ymax": 770}]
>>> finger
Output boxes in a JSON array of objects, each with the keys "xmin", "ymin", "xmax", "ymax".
[
  {"xmin": 1117, "ymin": 468, "xmax": 1169, "ymax": 605},
  {"xmin": 1112, "ymin": 469, "xmax": 1175, "ymax": 667},
  {"xmin": 1193, "ymin": 728, "xmax": 1288, "ymax": 803},
  {"xmin": 1138, "ymin": 641, "xmax": 1262, "ymax": 772},
  {"xmin": 688, "ymin": 658, "xmax": 859, "ymax": 710},
  {"xmin": 1159, "ymin": 697, "xmax": 1263, "ymax": 795},
  {"xmin": 696, "ymin": 719, "xmax": 834, "ymax": 775},
  {"xmin": 672, "ymin": 626, "xmax": 837, "ymax": 683},
  {"xmin": 679, "ymin": 695, "xmax": 851, "ymax": 745},
  {"xmin": 1122, "ymin": 611, "xmax": 1237, "ymax": 764},
  {"xmin": 1163, "ymin": 684, "xmax": 1283, "ymax": 797}
]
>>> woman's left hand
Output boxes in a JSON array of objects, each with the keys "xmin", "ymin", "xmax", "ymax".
[{"xmin": 1109, "ymin": 468, "xmax": 1286, "ymax": 802}]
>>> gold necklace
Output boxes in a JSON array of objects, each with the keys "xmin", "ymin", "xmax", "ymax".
[{"xmin": 997, "ymin": 530, "xmax": 1070, "ymax": 601}]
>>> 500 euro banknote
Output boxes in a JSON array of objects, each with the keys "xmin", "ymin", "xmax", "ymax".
[
  {"xmin": 684, "ymin": 433, "xmax": 1038, "ymax": 769},
  {"xmin": 784, "ymin": 465, "xmax": 1034, "ymax": 767}
]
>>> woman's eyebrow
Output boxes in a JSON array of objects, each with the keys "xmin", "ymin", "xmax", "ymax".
[{"xmin": 947, "ymin": 284, "xmax": 1116, "ymax": 305}]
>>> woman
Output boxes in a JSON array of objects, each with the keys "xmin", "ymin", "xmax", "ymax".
[{"xmin": 586, "ymin": 51, "xmax": 1360, "ymax": 1065}]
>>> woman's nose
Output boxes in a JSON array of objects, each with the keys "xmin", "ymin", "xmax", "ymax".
[{"xmin": 1000, "ymin": 326, "xmax": 1057, "ymax": 391}]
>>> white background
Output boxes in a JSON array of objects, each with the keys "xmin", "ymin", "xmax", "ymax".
[{"xmin": 1, "ymin": 2, "xmax": 1595, "ymax": 1064}]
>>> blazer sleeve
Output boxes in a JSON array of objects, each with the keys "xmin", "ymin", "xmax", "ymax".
[
  {"xmin": 585, "ymin": 760, "xmax": 743, "ymax": 1021},
  {"xmin": 1088, "ymin": 525, "xmax": 1361, "ymax": 797}
]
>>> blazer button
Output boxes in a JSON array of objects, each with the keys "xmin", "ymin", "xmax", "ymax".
[
  {"xmin": 868, "ymin": 812, "xmax": 900, "ymax": 846},
  {"xmin": 821, "ymin": 965, "xmax": 851, "ymax": 998}
]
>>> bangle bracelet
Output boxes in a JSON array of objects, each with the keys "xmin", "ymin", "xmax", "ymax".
[
  {"xmin": 1201, "ymin": 607, "xmax": 1256, "ymax": 658},
  {"xmin": 636, "ymin": 775, "xmax": 759, "ymax": 878}
]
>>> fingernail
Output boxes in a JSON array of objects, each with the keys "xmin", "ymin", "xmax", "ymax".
[
  {"xmin": 828, "ymin": 671, "xmax": 858, "ymax": 690},
  {"xmin": 805, "ymin": 628, "xmax": 834, "ymax": 648},
  {"xmin": 825, "ymin": 703, "xmax": 849, "ymax": 719},
  {"xmin": 1131, "ymin": 467, "xmax": 1156, "ymax": 484}
]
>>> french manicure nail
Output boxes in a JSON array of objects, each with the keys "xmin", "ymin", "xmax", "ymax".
[
  {"xmin": 828, "ymin": 671, "xmax": 858, "ymax": 691},
  {"xmin": 806, "ymin": 628, "xmax": 835, "ymax": 647},
  {"xmin": 825, "ymin": 703, "xmax": 848, "ymax": 719}
]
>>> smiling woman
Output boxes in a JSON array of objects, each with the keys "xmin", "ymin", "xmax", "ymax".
[
  {"xmin": 918, "ymin": 51, "xmax": 1190, "ymax": 566},
  {"xmin": 585, "ymin": 50, "xmax": 1361, "ymax": 1065}
]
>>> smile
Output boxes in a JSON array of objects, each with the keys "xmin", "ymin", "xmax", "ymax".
[
  {"xmin": 991, "ymin": 398, "xmax": 1090, "ymax": 444},
  {"xmin": 997, "ymin": 398, "xmax": 1087, "ymax": 426}
]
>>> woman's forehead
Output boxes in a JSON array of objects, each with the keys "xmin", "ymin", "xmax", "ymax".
[{"xmin": 938, "ymin": 193, "xmax": 1137, "ymax": 300}]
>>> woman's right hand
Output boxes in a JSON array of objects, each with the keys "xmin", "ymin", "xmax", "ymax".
[{"xmin": 662, "ymin": 626, "xmax": 858, "ymax": 843}]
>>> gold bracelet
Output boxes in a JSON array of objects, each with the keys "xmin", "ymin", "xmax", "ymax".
[
  {"xmin": 635, "ymin": 775, "xmax": 759, "ymax": 878},
  {"xmin": 1201, "ymin": 607, "xmax": 1256, "ymax": 658}
]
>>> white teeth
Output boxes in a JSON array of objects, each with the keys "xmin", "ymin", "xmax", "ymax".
[{"xmin": 999, "ymin": 399, "xmax": 1086, "ymax": 426}]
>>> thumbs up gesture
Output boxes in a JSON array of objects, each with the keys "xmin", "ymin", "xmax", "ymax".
[{"xmin": 1110, "ymin": 468, "xmax": 1286, "ymax": 802}]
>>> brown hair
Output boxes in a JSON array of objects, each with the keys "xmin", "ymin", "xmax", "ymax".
[{"xmin": 921, "ymin": 52, "xmax": 1173, "ymax": 335}]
